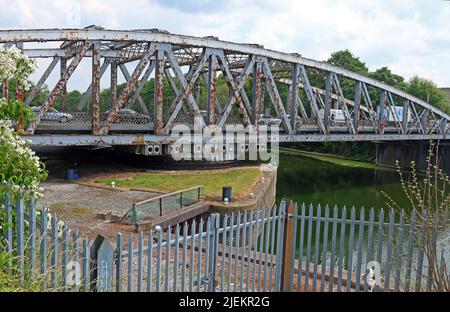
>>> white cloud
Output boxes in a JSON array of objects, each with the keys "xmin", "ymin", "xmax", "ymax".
[{"xmin": 1, "ymin": 0, "xmax": 450, "ymax": 91}]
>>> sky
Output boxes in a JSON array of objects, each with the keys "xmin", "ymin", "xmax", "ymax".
[{"xmin": 1, "ymin": 0, "xmax": 450, "ymax": 91}]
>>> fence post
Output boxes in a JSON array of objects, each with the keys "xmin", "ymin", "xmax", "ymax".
[
  {"xmin": 5, "ymin": 192, "xmax": 12, "ymax": 256},
  {"xmin": 130, "ymin": 204, "xmax": 137, "ymax": 224},
  {"xmin": 208, "ymin": 213, "xmax": 220, "ymax": 292},
  {"xmin": 16, "ymin": 196, "xmax": 25, "ymax": 285},
  {"xmin": 280, "ymin": 199, "xmax": 295, "ymax": 292},
  {"xmin": 90, "ymin": 234, "xmax": 114, "ymax": 292},
  {"xmin": 159, "ymin": 198, "xmax": 163, "ymax": 216}
]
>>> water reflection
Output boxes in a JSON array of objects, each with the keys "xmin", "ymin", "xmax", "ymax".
[
  {"xmin": 277, "ymin": 152, "xmax": 410, "ymax": 210},
  {"xmin": 276, "ymin": 151, "xmax": 449, "ymax": 290}
]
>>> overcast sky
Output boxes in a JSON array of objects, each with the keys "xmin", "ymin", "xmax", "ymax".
[{"xmin": 1, "ymin": 0, "xmax": 450, "ymax": 91}]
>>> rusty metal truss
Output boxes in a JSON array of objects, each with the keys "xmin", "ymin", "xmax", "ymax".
[{"xmin": 0, "ymin": 26, "xmax": 448, "ymax": 146}]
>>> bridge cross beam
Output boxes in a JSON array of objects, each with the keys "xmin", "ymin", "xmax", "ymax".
[
  {"xmin": 353, "ymin": 81, "xmax": 362, "ymax": 133},
  {"xmin": 92, "ymin": 43, "xmax": 101, "ymax": 135},
  {"xmin": 164, "ymin": 47, "xmax": 208, "ymax": 133},
  {"xmin": 215, "ymin": 50, "xmax": 252, "ymax": 128},
  {"xmin": 386, "ymin": 92, "xmax": 403, "ymax": 134},
  {"xmin": 76, "ymin": 59, "xmax": 110, "ymax": 112},
  {"xmin": 298, "ymin": 65, "xmax": 326, "ymax": 134},
  {"xmin": 289, "ymin": 63, "xmax": 300, "ymax": 133},
  {"xmin": 164, "ymin": 68, "xmax": 190, "ymax": 116},
  {"xmin": 154, "ymin": 45, "xmax": 167, "ymax": 135},
  {"xmin": 60, "ymin": 57, "xmax": 67, "ymax": 111},
  {"xmin": 252, "ymin": 58, "xmax": 263, "ymax": 126},
  {"xmin": 28, "ymin": 41, "xmax": 94, "ymax": 133},
  {"xmin": 110, "ymin": 62, "xmax": 118, "ymax": 109},
  {"xmin": 127, "ymin": 60, "xmax": 155, "ymax": 114},
  {"xmin": 206, "ymin": 53, "xmax": 218, "ymax": 125},
  {"xmin": 260, "ymin": 58, "xmax": 292, "ymax": 134},
  {"xmin": 24, "ymin": 56, "xmax": 60, "ymax": 107},
  {"xmin": 330, "ymin": 73, "xmax": 356, "ymax": 134},
  {"xmin": 118, "ymin": 63, "xmax": 149, "ymax": 114},
  {"xmin": 99, "ymin": 43, "xmax": 156, "ymax": 135},
  {"xmin": 323, "ymin": 72, "xmax": 333, "ymax": 133}
]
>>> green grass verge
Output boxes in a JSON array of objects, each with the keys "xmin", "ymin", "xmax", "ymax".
[
  {"xmin": 278, "ymin": 147, "xmax": 389, "ymax": 170},
  {"xmin": 95, "ymin": 167, "xmax": 261, "ymax": 198}
]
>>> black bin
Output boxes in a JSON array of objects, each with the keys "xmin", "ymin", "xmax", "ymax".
[{"xmin": 222, "ymin": 186, "xmax": 232, "ymax": 201}]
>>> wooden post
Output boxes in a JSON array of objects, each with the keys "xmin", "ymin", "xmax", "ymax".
[
  {"xmin": 280, "ymin": 199, "xmax": 295, "ymax": 292},
  {"xmin": 159, "ymin": 197, "xmax": 163, "ymax": 216}
]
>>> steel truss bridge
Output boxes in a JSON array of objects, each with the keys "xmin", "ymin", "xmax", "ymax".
[{"xmin": 1, "ymin": 26, "xmax": 449, "ymax": 151}]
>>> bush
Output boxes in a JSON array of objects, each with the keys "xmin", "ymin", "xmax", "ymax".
[
  {"xmin": 0, "ymin": 119, "xmax": 47, "ymax": 198},
  {"xmin": 0, "ymin": 98, "xmax": 35, "ymax": 129}
]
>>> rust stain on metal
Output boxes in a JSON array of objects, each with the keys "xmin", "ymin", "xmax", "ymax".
[
  {"xmin": 101, "ymin": 44, "xmax": 154, "ymax": 135},
  {"xmin": 208, "ymin": 55, "xmax": 217, "ymax": 125},
  {"xmin": 92, "ymin": 44, "xmax": 101, "ymax": 134},
  {"xmin": 110, "ymin": 63, "xmax": 118, "ymax": 109},
  {"xmin": 253, "ymin": 61, "xmax": 263, "ymax": 126},
  {"xmin": 29, "ymin": 41, "xmax": 93, "ymax": 133},
  {"xmin": 154, "ymin": 51, "xmax": 164, "ymax": 135},
  {"xmin": 131, "ymin": 134, "xmax": 145, "ymax": 145}
]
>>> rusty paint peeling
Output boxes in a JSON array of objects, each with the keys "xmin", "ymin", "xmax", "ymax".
[{"xmin": 91, "ymin": 44, "xmax": 101, "ymax": 134}]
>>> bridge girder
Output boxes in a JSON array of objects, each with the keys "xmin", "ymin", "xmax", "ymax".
[{"xmin": 0, "ymin": 27, "xmax": 448, "ymax": 144}]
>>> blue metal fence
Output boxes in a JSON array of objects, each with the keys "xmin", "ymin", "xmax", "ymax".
[{"xmin": 1, "ymin": 192, "xmax": 448, "ymax": 292}]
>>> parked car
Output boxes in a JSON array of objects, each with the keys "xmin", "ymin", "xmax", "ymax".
[
  {"xmin": 257, "ymin": 114, "xmax": 282, "ymax": 126},
  {"xmin": 104, "ymin": 108, "xmax": 152, "ymax": 124},
  {"xmin": 31, "ymin": 106, "xmax": 74, "ymax": 123}
]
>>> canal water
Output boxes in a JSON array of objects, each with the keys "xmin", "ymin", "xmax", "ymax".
[
  {"xmin": 276, "ymin": 151, "xmax": 409, "ymax": 211},
  {"xmin": 274, "ymin": 149, "xmax": 449, "ymax": 286}
]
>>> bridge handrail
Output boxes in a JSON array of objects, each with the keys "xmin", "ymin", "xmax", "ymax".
[{"xmin": 126, "ymin": 185, "xmax": 203, "ymax": 223}]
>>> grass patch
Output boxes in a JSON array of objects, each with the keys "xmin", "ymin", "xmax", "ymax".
[
  {"xmin": 95, "ymin": 167, "xmax": 261, "ymax": 199},
  {"xmin": 49, "ymin": 203, "xmax": 92, "ymax": 216},
  {"xmin": 278, "ymin": 147, "xmax": 388, "ymax": 170},
  {"xmin": 0, "ymin": 251, "xmax": 42, "ymax": 292}
]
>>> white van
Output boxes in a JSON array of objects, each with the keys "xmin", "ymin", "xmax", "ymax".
[
  {"xmin": 318, "ymin": 109, "xmax": 347, "ymax": 125},
  {"xmin": 376, "ymin": 106, "xmax": 412, "ymax": 122}
]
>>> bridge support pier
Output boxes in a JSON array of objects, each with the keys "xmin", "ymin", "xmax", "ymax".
[{"xmin": 375, "ymin": 141, "xmax": 450, "ymax": 176}]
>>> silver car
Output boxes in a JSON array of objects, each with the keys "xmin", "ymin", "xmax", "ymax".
[
  {"xmin": 104, "ymin": 108, "xmax": 152, "ymax": 124},
  {"xmin": 31, "ymin": 106, "xmax": 74, "ymax": 123},
  {"xmin": 257, "ymin": 114, "xmax": 282, "ymax": 126}
]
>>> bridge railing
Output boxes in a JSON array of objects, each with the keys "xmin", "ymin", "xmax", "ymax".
[
  {"xmin": 127, "ymin": 185, "xmax": 202, "ymax": 224},
  {"xmin": 2, "ymin": 191, "xmax": 449, "ymax": 292}
]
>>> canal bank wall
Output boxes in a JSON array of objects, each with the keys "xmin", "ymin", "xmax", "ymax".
[{"xmin": 376, "ymin": 141, "xmax": 450, "ymax": 175}]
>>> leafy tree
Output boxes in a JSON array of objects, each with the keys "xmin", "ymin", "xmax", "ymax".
[
  {"xmin": 328, "ymin": 50, "xmax": 369, "ymax": 75},
  {"xmin": 407, "ymin": 76, "xmax": 450, "ymax": 114},
  {"xmin": 369, "ymin": 67, "xmax": 407, "ymax": 91}
]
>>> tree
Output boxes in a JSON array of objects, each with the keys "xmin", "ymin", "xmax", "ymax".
[
  {"xmin": 407, "ymin": 76, "xmax": 450, "ymax": 114},
  {"xmin": 369, "ymin": 67, "xmax": 407, "ymax": 91},
  {"xmin": 327, "ymin": 50, "xmax": 369, "ymax": 75}
]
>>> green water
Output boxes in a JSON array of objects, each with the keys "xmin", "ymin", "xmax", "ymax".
[
  {"xmin": 273, "ymin": 150, "xmax": 449, "ymax": 279},
  {"xmin": 276, "ymin": 151, "xmax": 410, "ymax": 212}
]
